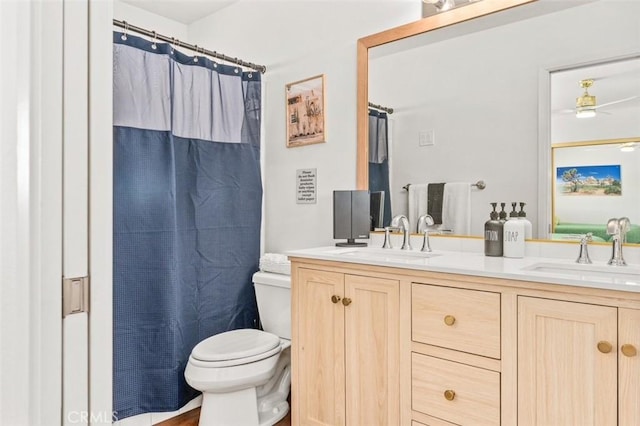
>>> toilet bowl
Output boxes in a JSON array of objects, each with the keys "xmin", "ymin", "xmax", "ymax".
[{"xmin": 185, "ymin": 271, "xmax": 291, "ymax": 426}]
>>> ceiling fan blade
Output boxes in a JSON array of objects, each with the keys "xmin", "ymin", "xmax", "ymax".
[
  {"xmin": 595, "ymin": 95, "xmax": 639, "ymax": 109},
  {"xmin": 554, "ymin": 108, "xmax": 575, "ymax": 114}
]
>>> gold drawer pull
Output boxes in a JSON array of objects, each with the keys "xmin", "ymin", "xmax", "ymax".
[
  {"xmin": 444, "ymin": 315, "xmax": 456, "ymax": 326},
  {"xmin": 622, "ymin": 344, "xmax": 637, "ymax": 357},
  {"xmin": 331, "ymin": 295, "xmax": 341, "ymax": 304},
  {"xmin": 342, "ymin": 297, "xmax": 352, "ymax": 306},
  {"xmin": 597, "ymin": 341, "xmax": 613, "ymax": 354},
  {"xmin": 443, "ymin": 390, "xmax": 456, "ymax": 401}
]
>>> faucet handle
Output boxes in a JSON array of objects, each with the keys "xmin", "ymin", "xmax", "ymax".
[
  {"xmin": 420, "ymin": 229, "xmax": 432, "ymax": 252},
  {"xmin": 581, "ymin": 232, "xmax": 593, "ymax": 243},
  {"xmin": 382, "ymin": 227, "xmax": 395, "ymax": 249},
  {"xmin": 576, "ymin": 233, "xmax": 593, "ymax": 264}
]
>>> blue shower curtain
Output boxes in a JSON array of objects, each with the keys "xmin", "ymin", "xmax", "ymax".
[
  {"xmin": 113, "ymin": 33, "xmax": 262, "ymax": 419},
  {"xmin": 368, "ymin": 109, "xmax": 392, "ymax": 227}
]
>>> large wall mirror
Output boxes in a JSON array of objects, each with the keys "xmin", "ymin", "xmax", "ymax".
[{"xmin": 357, "ymin": 0, "xmax": 640, "ymax": 243}]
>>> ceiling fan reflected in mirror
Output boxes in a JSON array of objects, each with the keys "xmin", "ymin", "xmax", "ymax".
[
  {"xmin": 422, "ymin": 0, "xmax": 481, "ymax": 14},
  {"xmin": 572, "ymin": 78, "xmax": 639, "ymax": 118},
  {"xmin": 575, "ymin": 79, "xmax": 596, "ymax": 118},
  {"xmin": 620, "ymin": 142, "xmax": 638, "ymax": 152}
]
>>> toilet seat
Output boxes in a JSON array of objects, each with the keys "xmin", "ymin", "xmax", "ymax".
[{"xmin": 191, "ymin": 329, "xmax": 282, "ymax": 368}]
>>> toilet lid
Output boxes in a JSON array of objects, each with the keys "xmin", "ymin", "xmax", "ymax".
[{"xmin": 191, "ymin": 329, "xmax": 280, "ymax": 362}]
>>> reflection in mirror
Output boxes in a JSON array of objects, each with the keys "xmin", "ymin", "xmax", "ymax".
[
  {"xmin": 361, "ymin": 0, "xmax": 640, "ymax": 241},
  {"xmin": 552, "ymin": 139, "xmax": 640, "ymax": 243},
  {"xmin": 368, "ymin": 108, "xmax": 392, "ymax": 228},
  {"xmin": 548, "ymin": 56, "xmax": 640, "ymax": 241}
]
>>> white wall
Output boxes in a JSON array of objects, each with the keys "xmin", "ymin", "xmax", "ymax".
[
  {"xmin": 370, "ymin": 1, "xmax": 640, "ymax": 238},
  {"xmin": 114, "ymin": 1, "xmax": 189, "ymax": 40},
  {"xmin": 188, "ymin": 0, "xmax": 422, "ymax": 252}
]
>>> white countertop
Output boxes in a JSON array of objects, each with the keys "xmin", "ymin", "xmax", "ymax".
[{"xmin": 287, "ymin": 246, "xmax": 640, "ymax": 293}]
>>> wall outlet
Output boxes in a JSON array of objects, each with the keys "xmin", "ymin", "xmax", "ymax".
[{"xmin": 419, "ymin": 130, "xmax": 434, "ymax": 146}]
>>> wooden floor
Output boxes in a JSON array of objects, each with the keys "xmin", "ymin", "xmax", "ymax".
[{"xmin": 156, "ymin": 407, "xmax": 291, "ymax": 426}]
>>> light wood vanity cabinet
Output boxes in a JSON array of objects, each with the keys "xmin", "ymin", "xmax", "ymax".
[
  {"xmin": 412, "ymin": 284, "xmax": 501, "ymax": 358},
  {"xmin": 292, "ymin": 265, "xmax": 399, "ymax": 426},
  {"xmin": 410, "ymin": 283, "xmax": 502, "ymax": 425},
  {"xmin": 291, "ymin": 257, "xmax": 640, "ymax": 426},
  {"xmin": 518, "ymin": 297, "xmax": 640, "ymax": 426}
]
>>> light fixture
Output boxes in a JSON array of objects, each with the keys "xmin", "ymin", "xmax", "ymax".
[
  {"xmin": 576, "ymin": 79, "xmax": 596, "ymax": 118},
  {"xmin": 423, "ymin": 0, "xmax": 456, "ymax": 12}
]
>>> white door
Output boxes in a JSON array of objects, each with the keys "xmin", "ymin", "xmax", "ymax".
[
  {"xmin": 1, "ymin": 0, "xmax": 65, "ymax": 425},
  {"xmin": 62, "ymin": 0, "xmax": 114, "ymax": 424},
  {"xmin": 1, "ymin": 1, "xmax": 112, "ymax": 425}
]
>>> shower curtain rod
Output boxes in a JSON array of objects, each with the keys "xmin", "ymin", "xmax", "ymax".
[
  {"xmin": 113, "ymin": 19, "xmax": 267, "ymax": 73},
  {"xmin": 368, "ymin": 102, "xmax": 394, "ymax": 114}
]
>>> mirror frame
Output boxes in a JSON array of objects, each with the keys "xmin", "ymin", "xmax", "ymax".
[{"xmin": 356, "ymin": 0, "xmax": 538, "ymax": 190}]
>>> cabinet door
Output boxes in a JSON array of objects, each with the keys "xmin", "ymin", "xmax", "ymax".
[
  {"xmin": 344, "ymin": 275, "xmax": 399, "ymax": 426},
  {"xmin": 297, "ymin": 268, "xmax": 346, "ymax": 426},
  {"xmin": 518, "ymin": 297, "xmax": 617, "ymax": 426},
  {"xmin": 619, "ymin": 308, "xmax": 640, "ymax": 426}
]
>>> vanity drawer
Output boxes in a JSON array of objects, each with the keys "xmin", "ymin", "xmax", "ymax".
[
  {"xmin": 412, "ymin": 353, "xmax": 500, "ymax": 426},
  {"xmin": 412, "ymin": 283, "xmax": 501, "ymax": 358}
]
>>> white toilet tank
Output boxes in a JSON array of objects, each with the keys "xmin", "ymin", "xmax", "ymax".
[{"xmin": 253, "ymin": 271, "xmax": 291, "ymax": 340}]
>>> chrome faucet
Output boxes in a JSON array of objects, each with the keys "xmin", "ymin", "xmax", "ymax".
[
  {"xmin": 575, "ymin": 233, "xmax": 593, "ymax": 264},
  {"xmin": 390, "ymin": 214, "xmax": 412, "ymax": 250},
  {"xmin": 607, "ymin": 217, "xmax": 630, "ymax": 266},
  {"xmin": 417, "ymin": 214, "xmax": 435, "ymax": 252}
]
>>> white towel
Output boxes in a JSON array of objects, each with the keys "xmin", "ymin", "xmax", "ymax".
[
  {"xmin": 259, "ymin": 253, "xmax": 291, "ymax": 275},
  {"xmin": 408, "ymin": 183, "xmax": 429, "ymax": 233},
  {"xmin": 442, "ymin": 182, "xmax": 471, "ymax": 235}
]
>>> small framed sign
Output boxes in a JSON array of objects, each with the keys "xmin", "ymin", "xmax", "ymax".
[{"xmin": 296, "ymin": 169, "xmax": 317, "ymax": 204}]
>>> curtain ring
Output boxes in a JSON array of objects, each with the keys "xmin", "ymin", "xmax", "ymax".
[
  {"xmin": 193, "ymin": 45, "xmax": 199, "ymax": 63},
  {"xmin": 151, "ymin": 30, "xmax": 157, "ymax": 50},
  {"xmin": 121, "ymin": 21, "xmax": 128, "ymax": 41},
  {"xmin": 248, "ymin": 72, "xmax": 253, "ymax": 78},
  {"xmin": 170, "ymin": 37, "xmax": 175, "ymax": 54},
  {"xmin": 234, "ymin": 58, "xmax": 239, "ymax": 73}
]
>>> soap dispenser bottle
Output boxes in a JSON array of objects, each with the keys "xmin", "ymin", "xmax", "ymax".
[
  {"xmin": 484, "ymin": 202, "xmax": 503, "ymax": 257},
  {"xmin": 503, "ymin": 202, "xmax": 525, "ymax": 258},
  {"xmin": 518, "ymin": 202, "xmax": 533, "ymax": 239}
]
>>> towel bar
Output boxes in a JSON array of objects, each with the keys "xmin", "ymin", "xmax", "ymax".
[{"xmin": 402, "ymin": 180, "xmax": 486, "ymax": 191}]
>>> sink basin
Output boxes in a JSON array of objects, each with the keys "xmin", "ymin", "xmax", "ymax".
[
  {"xmin": 522, "ymin": 262, "xmax": 640, "ymax": 282},
  {"xmin": 325, "ymin": 247, "xmax": 441, "ymax": 264}
]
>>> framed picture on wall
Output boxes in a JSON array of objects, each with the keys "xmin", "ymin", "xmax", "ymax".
[
  {"xmin": 556, "ymin": 164, "xmax": 622, "ymax": 196},
  {"xmin": 286, "ymin": 74, "xmax": 326, "ymax": 147}
]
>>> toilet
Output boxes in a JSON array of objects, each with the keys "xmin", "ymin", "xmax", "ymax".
[{"xmin": 185, "ymin": 271, "xmax": 291, "ymax": 426}]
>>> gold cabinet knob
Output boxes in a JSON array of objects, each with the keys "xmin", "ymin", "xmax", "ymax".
[
  {"xmin": 443, "ymin": 390, "xmax": 456, "ymax": 401},
  {"xmin": 597, "ymin": 341, "xmax": 613, "ymax": 354},
  {"xmin": 331, "ymin": 295, "xmax": 341, "ymax": 304},
  {"xmin": 622, "ymin": 344, "xmax": 637, "ymax": 357},
  {"xmin": 342, "ymin": 297, "xmax": 352, "ymax": 306},
  {"xmin": 444, "ymin": 315, "xmax": 456, "ymax": 326}
]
